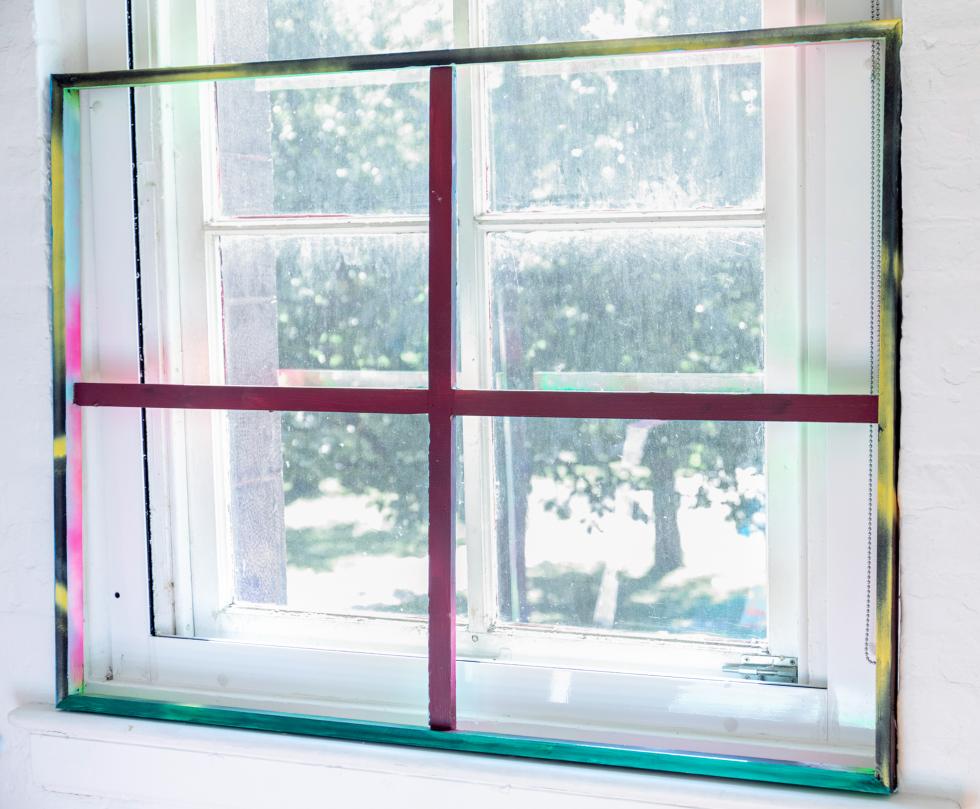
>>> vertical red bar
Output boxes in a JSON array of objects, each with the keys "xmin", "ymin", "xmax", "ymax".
[{"xmin": 427, "ymin": 65, "xmax": 457, "ymax": 731}]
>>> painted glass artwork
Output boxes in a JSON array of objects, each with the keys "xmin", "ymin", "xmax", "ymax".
[{"xmin": 52, "ymin": 15, "xmax": 901, "ymax": 794}]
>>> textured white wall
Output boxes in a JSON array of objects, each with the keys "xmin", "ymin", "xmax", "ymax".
[
  {"xmin": 895, "ymin": 4, "xmax": 980, "ymax": 807},
  {"xmin": 0, "ymin": 1, "xmax": 978, "ymax": 807},
  {"xmin": 0, "ymin": 1, "xmax": 84, "ymax": 807}
]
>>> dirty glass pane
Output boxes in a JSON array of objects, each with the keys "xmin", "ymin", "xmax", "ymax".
[
  {"xmin": 485, "ymin": 229, "xmax": 764, "ymax": 389},
  {"xmin": 478, "ymin": 416, "xmax": 767, "ymax": 642},
  {"xmin": 210, "ymin": 0, "xmax": 450, "ymax": 216},
  {"xmin": 214, "ymin": 74, "xmax": 430, "ymax": 217},
  {"xmin": 480, "ymin": 0, "xmax": 761, "ymax": 46},
  {"xmin": 483, "ymin": 52, "xmax": 763, "ymax": 212},
  {"xmin": 218, "ymin": 234, "xmax": 428, "ymax": 387},
  {"xmin": 213, "ymin": 0, "xmax": 453, "ymax": 63}
]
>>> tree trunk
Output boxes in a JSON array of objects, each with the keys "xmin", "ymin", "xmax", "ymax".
[
  {"xmin": 649, "ymin": 460, "xmax": 683, "ymax": 576},
  {"xmin": 614, "ymin": 446, "xmax": 683, "ymax": 613},
  {"xmin": 497, "ymin": 416, "xmax": 530, "ymax": 623}
]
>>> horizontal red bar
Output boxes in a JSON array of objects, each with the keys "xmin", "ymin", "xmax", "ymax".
[
  {"xmin": 73, "ymin": 383, "xmax": 878, "ymax": 424},
  {"xmin": 452, "ymin": 390, "xmax": 878, "ymax": 424},
  {"xmin": 73, "ymin": 383, "xmax": 430, "ymax": 414}
]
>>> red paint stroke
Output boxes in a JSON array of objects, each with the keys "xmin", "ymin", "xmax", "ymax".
[
  {"xmin": 451, "ymin": 390, "xmax": 878, "ymax": 424},
  {"xmin": 427, "ymin": 65, "xmax": 457, "ymax": 732},
  {"xmin": 73, "ymin": 383, "xmax": 430, "ymax": 414}
]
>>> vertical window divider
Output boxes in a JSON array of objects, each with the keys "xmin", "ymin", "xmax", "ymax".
[{"xmin": 427, "ymin": 64, "xmax": 458, "ymax": 732}]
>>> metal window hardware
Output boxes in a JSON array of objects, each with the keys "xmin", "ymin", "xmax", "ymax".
[{"xmin": 723, "ymin": 655, "xmax": 798, "ymax": 684}]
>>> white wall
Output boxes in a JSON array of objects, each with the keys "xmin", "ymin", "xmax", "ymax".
[
  {"xmin": 0, "ymin": 1, "xmax": 978, "ymax": 807},
  {"xmin": 894, "ymin": 4, "xmax": 980, "ymax": 806}
]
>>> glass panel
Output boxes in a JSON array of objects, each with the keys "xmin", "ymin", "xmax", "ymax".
[
  {"xmin": 274, "ymin": 411, "xmax": 429, "ymax": 616},
  {"xmin": 479, "ymin": 0, "xmax": 762, "ymax": 46},
  {"xmin": 215, "ymin": 73, "xmax": 430, "ymax": 217},
  {"xmin": 470, "ymin": 416, "xmax": 767, "ymax": 644},
  {"xmin": 483, "ymin": 228, "xmax": 764, "ymax": 390},
  {"xmin": 212, "ymin": 0, "xmax": 453, "ymax": 63},
  {"xmin": 219, "ymin": 234, "xmax": 428, "ymax": 387},
  {"xmin": 150, "ymin": 409, "xmax": 431, "ymax": 649},
  {"xmin": 483, "ymin": 52, "xmax": 763, "ymax": 212},
  {"xmin": 209, "ymin": 1, "xmax": 449, "ymax": 216}
]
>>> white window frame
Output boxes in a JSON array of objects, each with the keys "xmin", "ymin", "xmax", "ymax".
[{"xmin": 77, "ymin": 0, "xmax": 889, "ymax": 767}]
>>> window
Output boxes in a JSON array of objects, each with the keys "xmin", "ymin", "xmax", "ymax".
[{"xmin": 52, "ymin": 1, "xmax": 902, "ymax": 794}]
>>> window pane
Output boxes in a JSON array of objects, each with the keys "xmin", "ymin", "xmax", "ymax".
[
  {"xmin": 479, "ymin": 0, "xmax": 761, "ymax": 46},
  {"xmin": 215, "ymin": 73, "xmax": 430, "ymax": 217},
  {"xmin": 210, "ymin": 0, "xmax": 450, "ymax": 217},
  {"xmin": 219, "ymin": 234, "xmax": 428, "ymax": 387},
  {"xmin": 150, "ymin": 409, "xmax": 431, "ymax": 648},
  {"xmin": 275, "ymin": 411, "xmax": 429, "ymax": 616},
  {"xmin": 483, "ymin": 53, "xmax": 763, "ymax": 212},
  {"xmin": 471, "ymin": 416, "xmax": 767, "ymax": 645},
  {"xmin": 213, "ymin": 0, "xmax": 453, "ymax": 63},
  {"xmin": 482, "ymin": 229, "xmax": 764, "ymax": 390}
]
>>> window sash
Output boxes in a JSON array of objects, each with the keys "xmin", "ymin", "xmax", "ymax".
[{"xmin": 52, "ymin": 19, "xmax": 901, "ymax": 793}]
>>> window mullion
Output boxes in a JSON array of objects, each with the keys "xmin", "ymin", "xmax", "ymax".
[
  {"xmin": 761, "ymin": 0, "xmax": 807, "ymax": 671},
  {"xmin": 454, "ymin": 0, "xmax": 500, "ymax": 639}
]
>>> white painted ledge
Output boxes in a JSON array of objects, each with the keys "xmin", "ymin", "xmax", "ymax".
[{"xmin": 9, "ymin": 704, "xmax": 957, "ymax": 809}]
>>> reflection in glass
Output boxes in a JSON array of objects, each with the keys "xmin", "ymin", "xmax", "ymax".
[{"xmin": 482, "ymin": 417, "xmax": 767, "ymax": 642}]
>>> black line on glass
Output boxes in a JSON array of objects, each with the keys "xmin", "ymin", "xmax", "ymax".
[{"xmin": 126, "ymin": 0, "xmax": 157, "ymax": 637}]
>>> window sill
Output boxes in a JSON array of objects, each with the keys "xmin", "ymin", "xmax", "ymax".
[{"xmin": 9, "ymin": 704, "xmax": 953, "ymax": 809}]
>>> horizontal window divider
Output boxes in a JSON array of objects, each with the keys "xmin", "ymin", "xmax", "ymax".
[
  {"xmin": 72, "ymin": 382, "xmax": 431, "ymax": 414},
  {"xmin": 202, "ymin": 214, "xmax": 429, "ymax": 235},
  {"xmin": 452, "ymin": 390, "xmax": 877, "ymax": 423},
  {"xmin": 474, "ymin": 209, "xmax": 766, "ymax": 230},
  {"xmin": 73, "ymin": 382, "xmax": 877, "ymax": 424},
  {"xmin": 200, "ymin": 211, "xmax": 766, "ymax": 238},
  {"xmin": 52, "ymin": 20, "xmax": 901, "ymax": 90}
]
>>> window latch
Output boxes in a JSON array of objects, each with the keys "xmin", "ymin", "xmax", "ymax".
[{"xmin": 722, "ymin": 655, "xmax": 798, "ymax": 684}]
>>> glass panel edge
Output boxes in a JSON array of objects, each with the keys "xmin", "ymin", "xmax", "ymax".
[
  {"xmin": 874, "ymin": 21, "xmax": 903, "ymax": 794},
  {"xmin": 57, "ymin": 694, "xmax": 889, "ymax": 794}
]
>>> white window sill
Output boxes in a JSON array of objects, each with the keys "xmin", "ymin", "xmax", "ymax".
[{"xmin": 9, "ymin": 704, "xmax": 954, "ymax": 809}]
